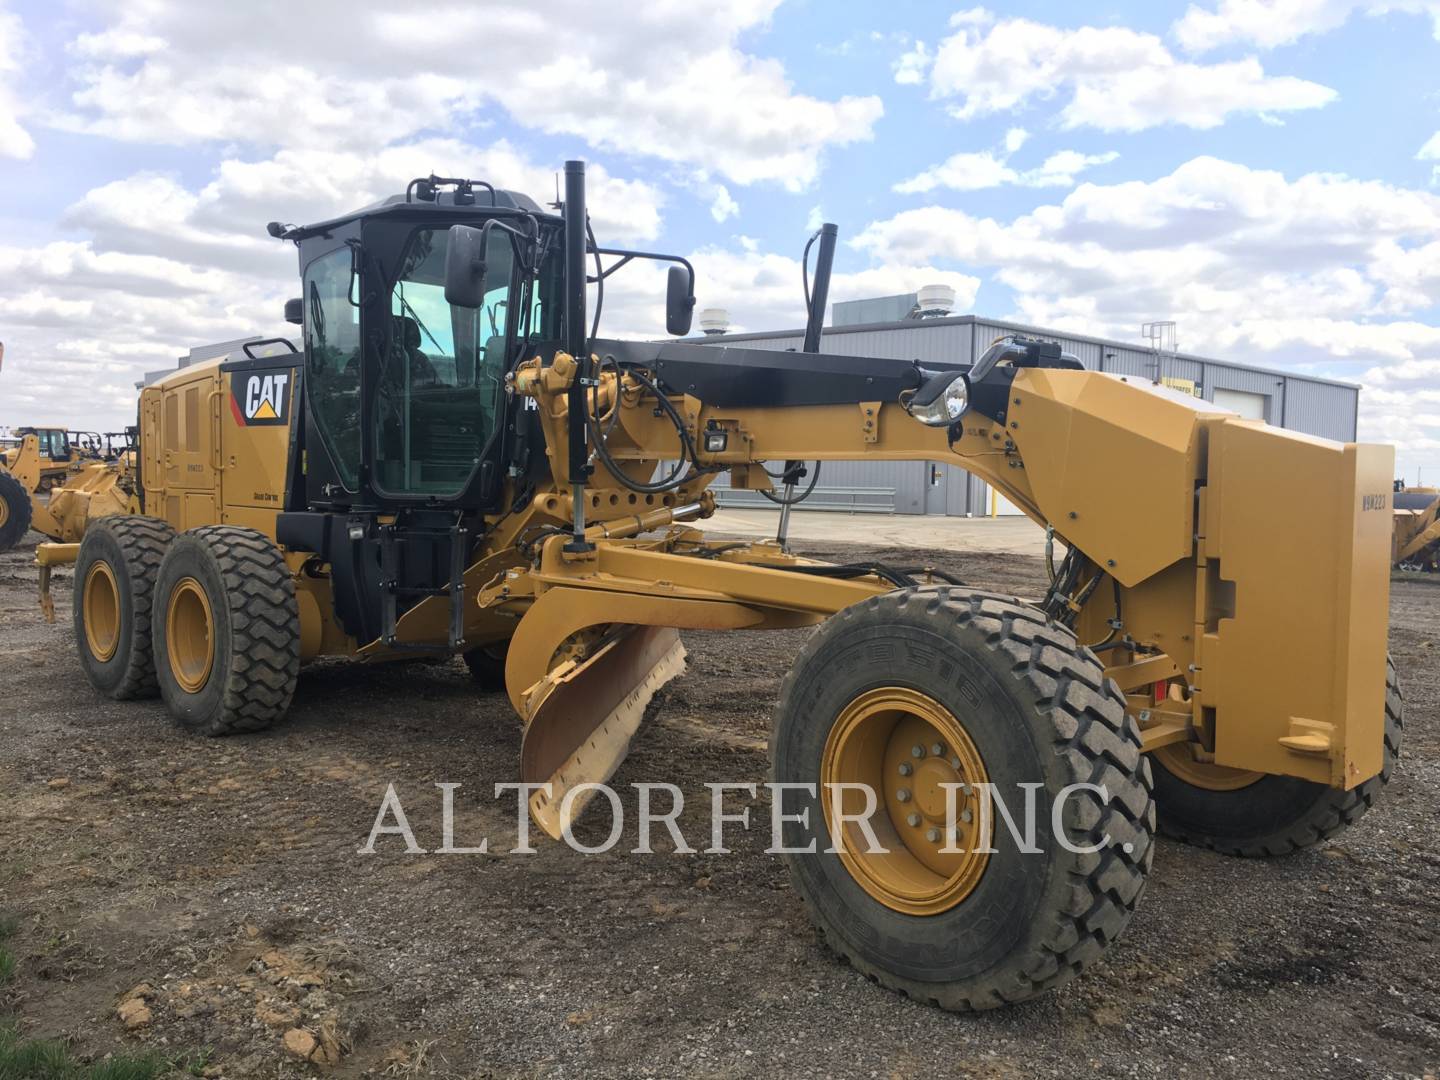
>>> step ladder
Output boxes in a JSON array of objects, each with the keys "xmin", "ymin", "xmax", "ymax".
[{"xmin": 377, "ymin": 516, "xmax": 469, "ymax": 652}]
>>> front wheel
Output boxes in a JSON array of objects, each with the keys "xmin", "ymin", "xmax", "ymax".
[{"xmin": 772, "ymin": 588, "xmax": 1154, "ymax": 1010}]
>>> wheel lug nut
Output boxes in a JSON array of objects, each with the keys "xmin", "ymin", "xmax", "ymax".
[
  {"xmin": 896, "ymin": 788, "xmax": 911, "ymax": 803},
  {"xmin": 907, "ymin": 813, "xmax": 921, "ymax": 827},
  {"xmin": 898, "ymin": 762, "xmax": 913, "ymax": 776},
  {"xmin": 926, "ymin": 827, "xmax": 941, "ymax": 843},
  {"xmin": 960, "ymin": 809, "xmax": 973, "ymax": 823},
  {"xmin": 931, "ymin": 743, "xmax": 945, "ymax": 757},
  {"xmin": 950, "ymin": 756, "xmax": 961, "ymax": 769},
  {"xmin": 911, "ymin": 745, "xmax": 926, "ymax": 758}
]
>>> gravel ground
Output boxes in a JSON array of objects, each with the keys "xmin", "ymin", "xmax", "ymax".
[{"xmin": 0, "ymin": 530, "xmax": 1436, "ymax": 1079}]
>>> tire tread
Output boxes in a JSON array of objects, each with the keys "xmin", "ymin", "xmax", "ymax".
[
  {"xmin": 176, "ymin": 526, "xmax": 300, "ymax": 735},
  {"xmin": 774, "ymin": 586, "xmax": 1156, "ymax": 1011}
]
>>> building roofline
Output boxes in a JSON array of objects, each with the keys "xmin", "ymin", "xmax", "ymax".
[{"xmin": 690, "ymin": 313, "xmax": 1360, "ymax": 392}]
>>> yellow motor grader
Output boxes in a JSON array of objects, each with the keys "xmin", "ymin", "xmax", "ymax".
[{"xmin": 52, "ymin": 163, "xmax": 1400, "ymax": 1010}]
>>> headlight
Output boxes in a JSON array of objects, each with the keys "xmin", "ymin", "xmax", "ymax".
[{"xmin": 906, "ymin": 371, "xmax": 969, "ymax": 426}]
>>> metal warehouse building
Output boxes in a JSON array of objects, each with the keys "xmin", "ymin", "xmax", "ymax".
[{"xmin": 694, "ymin": 294, "xmax": 1359, "ymax": 516}]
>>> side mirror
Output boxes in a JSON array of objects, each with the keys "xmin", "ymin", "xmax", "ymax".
[
  {"xmin": 666, "ymin": 264, "xmax": 695, "ymax": 336},
  {"xmin": 283, "ymin": 297, "xmax": 303, "ymax": 325},
  {"xmin": 445, "ymin": 224, "xmax": 488, "ymax": 309}
]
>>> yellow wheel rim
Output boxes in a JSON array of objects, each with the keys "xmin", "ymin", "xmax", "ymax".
[
  {"xmin": 82, "ymin": 562, "xmax": 121, "ymax": 662},
  {"xmin": 821, "ymin": 686, "xmax": 992, "ymax": 916},
  {"xmin": 166, "ymin": 577, "xmax": 215, "ymax": 693},
  {"xmin": 0, "ymin": 494, "xmax": 8, "ymax": 528},
  {"xmin": 1153, "ymin": 742, "xmax": 1262, "ymax": 791}
]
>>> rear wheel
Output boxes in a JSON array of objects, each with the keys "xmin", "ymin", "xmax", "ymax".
[
  {"xmin": 0, "ymin": 470, "xmax": 32, "ymax": 552},
  {"xmin": 153, "ymin": 526, "xmax": 300, "ymax": 736},
  {"xmin": 1151, "ymin": 656, "xmax": 1403, "ymax": 856},
  {"xmin": 73, "ymin": 516, "xmax": 175, "ymax": 699},
  {"xmin": 772, "ymin": 587, "xmax": 1154, "ymax": 1010}
]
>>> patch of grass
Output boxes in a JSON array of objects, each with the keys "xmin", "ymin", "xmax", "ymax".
[
  {"xmin": 0, "ymin": 1021, "xmax": 173, "ymax": 1080},
  {"xmin": 0, "ymin": 917, "xmax": 207, "ymax": 1079}
]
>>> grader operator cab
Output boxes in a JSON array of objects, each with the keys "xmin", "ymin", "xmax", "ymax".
[{"xmin": 57, "ymin": 162, "xmax": 1401, "ymax": 1010}]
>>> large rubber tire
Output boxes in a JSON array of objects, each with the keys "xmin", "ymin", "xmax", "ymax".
[
  {"xmin": 462, "ymin": 640, "xmax": 510, "ymax": 690},
  {"xmin": 772, "ymin": 587, "xmax": 1155, "ymax": 1011},
  {"xmin": 73, "ymin": 516, "xmax": 176, "ymax": 699},
  {"xmin": 0, "ymin": 470, "xmax": 33, "ymax": 552},
  {"xmin": 1152, "ymin": 656, "xmax": 1403, "ymax": 856},
  {"xmin": 153, "ymin": 526, "xmax": 300, "ymax": 736}
]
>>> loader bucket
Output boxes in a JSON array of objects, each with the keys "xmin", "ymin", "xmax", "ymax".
[{"xmin": 520, "ymin": 625, "xmax": 687, "ymax": 839}]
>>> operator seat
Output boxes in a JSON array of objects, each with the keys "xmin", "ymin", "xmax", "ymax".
[{"xmin": 394, "ymin": 315, "xmax": 440, "ymax": 388}]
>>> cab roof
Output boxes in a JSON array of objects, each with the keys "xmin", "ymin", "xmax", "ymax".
[{"xmin": 284, "ymin": 188, "xmax": 553, "ymax": 241}]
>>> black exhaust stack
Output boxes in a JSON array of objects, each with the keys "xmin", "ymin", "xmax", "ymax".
[
  {"xmin": 563, "ymin": 160, "xmax": 594, "ymax": 552},
  {"xmin": 802, "ymin": 222, "xmax": 837, "ymax": 355},
  {"xmin": 776, "ymin": 222, "xmax": 837, "ymax": 550}
]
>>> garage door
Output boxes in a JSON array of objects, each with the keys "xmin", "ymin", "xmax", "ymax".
[{"xmin": 1212, "ymin": 388, "xmax": 1268, "ymax": 421}]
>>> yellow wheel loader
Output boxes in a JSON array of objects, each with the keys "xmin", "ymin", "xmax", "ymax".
[
  {"xmin": 53, "ymin": 163, "xmax": 1400, "ymax": 1010},
  {"xmin": 0, "ymin": 425, "xmax": 85, "ymax": 492}
]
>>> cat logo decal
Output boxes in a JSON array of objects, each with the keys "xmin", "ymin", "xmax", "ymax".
[{"xmin": 231, "ymin": 370, "xmax": 292, "ymax": 427}]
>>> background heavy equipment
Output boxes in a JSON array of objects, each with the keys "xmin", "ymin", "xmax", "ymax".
[
  {"xmin": 51, "ymin": 162, "xmax": 1401, "ymax": 1011},
  {"xmin": 0, "ymin": 428, "xmax": 135, "ymax": 559},
  {"xmin": 1392, "ymin": 481, "xmax": 1440, "ymax": 570},
  {"xmin": 0, "ymin": 425, "xmax": 85, "ymax": 491}
]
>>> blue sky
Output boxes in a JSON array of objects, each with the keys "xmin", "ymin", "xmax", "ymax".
[{"xmin": 2, "ymin": 1, "xmax": 1439, "ymax": 475}]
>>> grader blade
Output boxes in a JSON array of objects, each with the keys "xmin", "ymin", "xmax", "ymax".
[{"xmin": 520, "ymin": 625, "xmax": 687, "ymax": 839}]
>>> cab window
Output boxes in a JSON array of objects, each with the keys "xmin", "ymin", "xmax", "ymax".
[
  {"xmin": 371, "ymin": 228, "xmax": 512, "ymax": 497},
  {"xmin": 302, "ymin": 247, "xmax": 363, "ymax": 489}
]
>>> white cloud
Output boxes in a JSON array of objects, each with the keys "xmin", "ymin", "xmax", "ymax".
[
  {"xmin": 1173, "ymin": 0, "xmax": 1440, "ymax": 52},
  {"xmin": 893, "ymin": 40, "xmax": 931, "ymax": 84},
  {"xmin": 896, "ymin": 150, "xmax": 1017, "ymax": 194},
  {"xmin": 65, "ymin": 141, "xmax": 665, "ymax": 269},
  {"xmin": 1420, "ymin": 131, "xmax": 1440, "ymax": 161},
  {"xmin": 0, "ymin": 3, "xmax": 33, "ymax": 159},
  {"xmin": 58, "ymin": 0, "xmax": 881, "ymax": 190},
  {"xmin": 710, "ymin": 185, "xmax": 740, "ymax": 223},
  {"xmin": 895, "ymin": 132, "xmax": 1117, "ymax": 194},
  {"xmin": 1025, "ymin": 150, "xmax": 1122, "ymax": 187},
  {"xmin": 915, "ymin": 14, "xmax": 1335, "ymax": 131},
  {"xmin": 856, "ymin": 156, "xmax": 1440, "ymax": 469},
  {"xmin": 0, "ymin": 235, "xmax": 289, "ymax": 426}
]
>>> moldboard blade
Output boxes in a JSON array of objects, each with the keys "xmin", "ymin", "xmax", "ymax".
[{"xmin": 521, "ymin": 625, "xmax": 687, "ymax": 840}]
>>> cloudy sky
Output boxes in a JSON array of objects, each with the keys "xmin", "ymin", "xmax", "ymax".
[{"xmin": 1, "ymin": 0, "xmax": 1439, "ymax": 478}]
